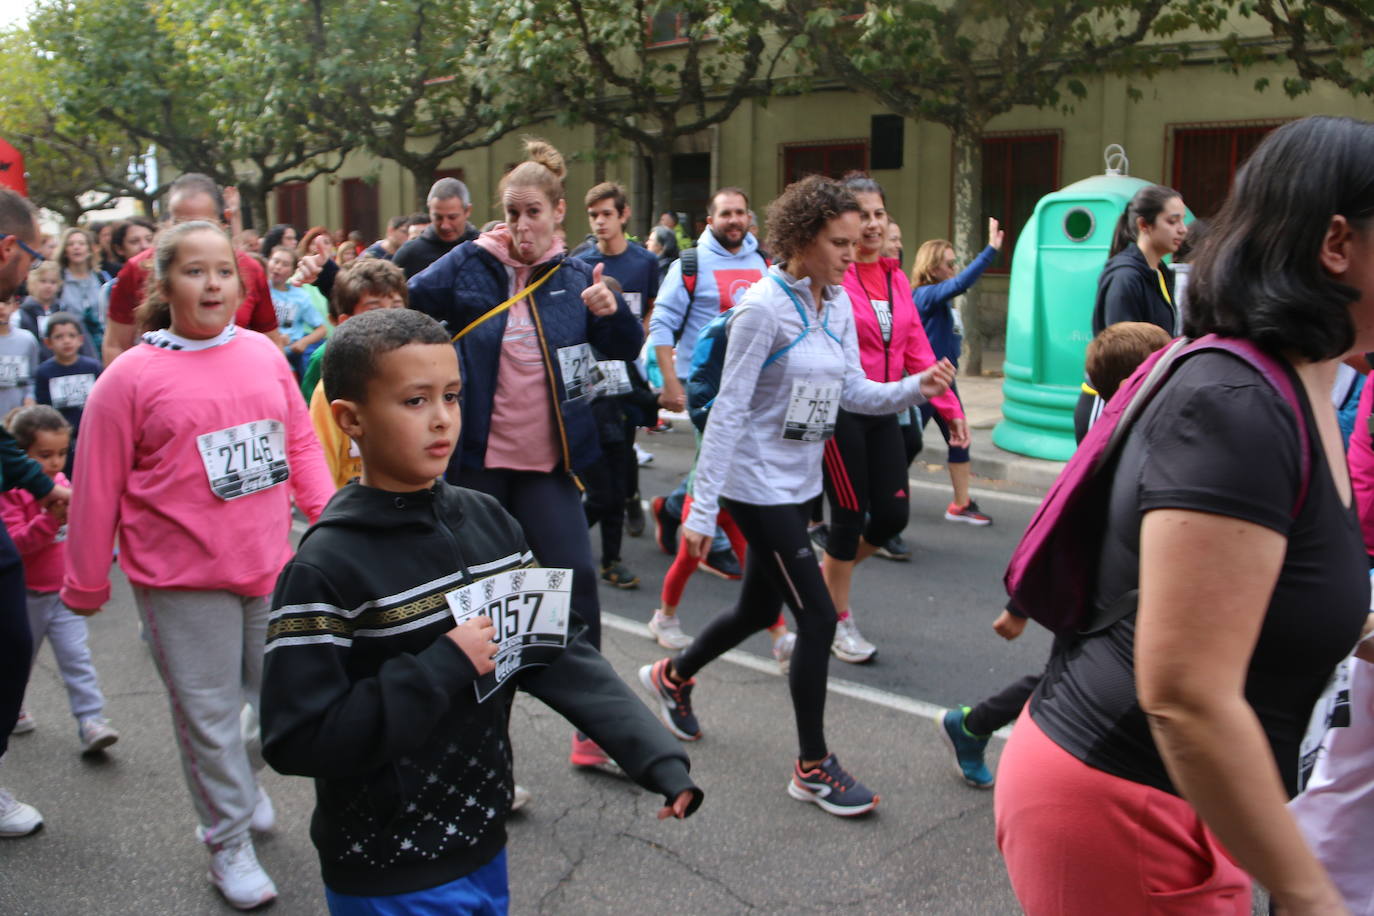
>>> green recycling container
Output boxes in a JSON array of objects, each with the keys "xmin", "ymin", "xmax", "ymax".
[{"xmin": 993, "ymin": 170, "xmax": 1180, "ymax": 461}]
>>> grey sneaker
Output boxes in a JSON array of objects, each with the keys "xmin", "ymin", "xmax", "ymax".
[
  {"xmin": 649, "ymin": 611, "xmax": 693, "ymax": 649},
  {"xmin": 831, "ymin": 614, "xmax": 876, "ymax": 664},
  {"xmin": 208, "ymin": 838, "xmax": 277, "ymax": 910},
  {"xmin": 0, "ymin": 788, "xmax": 42, "ymax": 837},
  {"xmin": 11, "ymin": 709, "xmax": 35, "ymax": 734},
  {"xmin": 78, "ymin": 716, "xmax": 119, "ymax": 755}
]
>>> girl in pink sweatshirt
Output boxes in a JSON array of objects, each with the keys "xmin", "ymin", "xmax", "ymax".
[
  {"xmin": 60, "ymin": 221, "xmax": 333, "ymax": 911},
  {"xmin": 3, "ymin": 405, "xmax": 117, "ymax": 755}
]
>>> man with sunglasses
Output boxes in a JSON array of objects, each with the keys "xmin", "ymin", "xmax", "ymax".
[{"xmin": 0, "ymin": 188, "xmax": 74, "ymax": 838}]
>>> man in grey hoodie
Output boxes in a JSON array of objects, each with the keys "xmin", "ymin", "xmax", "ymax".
[{"xmin": 647, "ymin": 188, "xmax": 767, "ymax": 580}]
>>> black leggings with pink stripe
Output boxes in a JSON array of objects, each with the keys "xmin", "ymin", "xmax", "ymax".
[
  {"xmin": 821, "ymin": 410, "xmax": 909, "ymax": 561},
  {"xmin": 673, "ymin": 499, "xmax": 836, "ymax": 762}
]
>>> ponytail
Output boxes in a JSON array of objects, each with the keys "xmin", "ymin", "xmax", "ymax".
[{"xmin": 1108, "ymin": 185, "xmax": 1182, "ymax": 258}]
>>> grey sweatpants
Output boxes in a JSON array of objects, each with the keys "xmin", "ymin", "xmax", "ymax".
[
  {"xmin": 134, "ymin": 587, "xmax": 267, "ymax": 849},
  {"xmin": 24, "ymin": 590, "xmax": 105, "ymax": 723}
]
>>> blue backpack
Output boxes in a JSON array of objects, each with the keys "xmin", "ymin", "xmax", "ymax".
[{"xmin": 686, "ymin": 276, "xmax": 838, "ymax": 432}]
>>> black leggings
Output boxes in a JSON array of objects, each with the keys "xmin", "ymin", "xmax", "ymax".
[
  {"xmin": 0, "ymin": 526, "xmax": 30, "ymax": 756},
  {"xmin": 458, "ymin": 467, "xmax": 601, "ymax": 650},
  {"xmin": 673, "ymin": 499, "xmax": 836, "ymax": 762},
  {"xmin": 583, "ymin": 436, "xmax": 630, "ymax": 566},
  {"xmin": 965, "ymin": 674, "xmax": 1040, "ymax": 736},
  {"xmin": 822, "ymin": 410, "xmax": 909, "ymax": 561}
]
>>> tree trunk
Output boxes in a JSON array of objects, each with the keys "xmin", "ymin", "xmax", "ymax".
[
  {"xmin": 410, "ymin": 160, "xmax": 441, "ymax": 208},
  {"xmin": 649, "ymin": 144, "xmax": 674, "ymax": 238},
  {"xmin": 246, "ymin": 183, "xmax": 270, "ymax": 231},
  {"xmin": 950, "ymin": 126, "xmax": 984, "ymax": 376}
]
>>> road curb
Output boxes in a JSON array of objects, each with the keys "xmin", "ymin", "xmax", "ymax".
[{"xmin": 920, "ymin": 439, "xmax": 1065, "ymax": 491}]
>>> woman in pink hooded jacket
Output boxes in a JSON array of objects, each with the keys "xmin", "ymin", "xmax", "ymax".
[{"xmin": 817, "ymin": 174, "xmax": 969, "ymax": 664}]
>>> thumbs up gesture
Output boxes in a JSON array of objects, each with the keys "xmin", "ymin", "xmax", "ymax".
[{"xmin": 581, "ymin": 262, "xmax": 618, "ymax": 317}]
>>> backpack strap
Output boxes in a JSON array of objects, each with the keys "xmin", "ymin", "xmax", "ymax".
[
  {"xmin": 1191, "ymin": 336, "xmax": 1312, "ymax": 519},
  {"xmin": 1078, "ymin": 335, "xmax": 1313, "ymax": 637},
  {"xmin": 671, "ymin": 249, "xmax": 699, "ymax": 343}
]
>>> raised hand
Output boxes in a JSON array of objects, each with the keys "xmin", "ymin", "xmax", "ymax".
[{"xmin": 581, "ymin": 262, "xmax": 617, "ymax": 316}]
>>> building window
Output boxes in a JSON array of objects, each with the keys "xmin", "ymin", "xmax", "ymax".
[
  {"xmin": 781, "ymin": 140, "xmax": 868, "ymax": 189},
  {"xmin": 274, "ymin": 182, "xmax": 308, "ymax": 231},
  {"xmin": 980, "ymin": 132, "xmax": 1060, "ymax": 274},
  {"xmin": 341, "ymin": 178, "xmax": 379, "ymax": 242},
  {"xmin": 647, "ymin": 6, "xmax": 690, "ymax": 46},
  {"xmin": 1171, "ymin": 123, "xmax": 1280, "ymax": 218}
]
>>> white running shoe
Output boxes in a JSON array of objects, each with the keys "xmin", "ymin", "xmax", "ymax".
[
  {"xmin": 0, "ymin": 788, "xmax": 42, "ymax": 837},
  {"xmin": 78, "ymin": 716, "xmax": 119, "ymax": 754},
  {"xmin": 511, "ymin": 785, "xmax": 532, "ymax": 812},
  {"xmin": 11, "ymin": 709, "xmax": 34, "ymax": 734},
  {"xmin": 772, "ymin": 631, "xmax": 797, "ymax": 675},
  {"xmin": 649, "ymin": 611, "xmax": 693, "ymax": 650},
  {"xmin": 250, "ymin": 786, "xmax": 276, "ymax": 833},
  {"xmin": 635, "ymin": 444, "xmax": 654, "ymax": 466},
  {"xmin": 831, "ymin": 614, "xmax": 876, "ymax": 664},
  {"xmin": 208, "ymin": 838, "xmax": 277, "ymax": 910}
]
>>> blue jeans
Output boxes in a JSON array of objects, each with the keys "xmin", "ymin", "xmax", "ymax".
[
  {"xmin": 665, "ymin": 479, "xmax": 730, "ymax": 553},
  {"xmin": 326, "ymin": 849, "xmax": 509, "ymax": 915}
]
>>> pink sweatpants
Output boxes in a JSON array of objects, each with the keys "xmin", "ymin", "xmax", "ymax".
[{"xmin": 995, "ymin": 708, "xmax": 1251, "ymax": 915}]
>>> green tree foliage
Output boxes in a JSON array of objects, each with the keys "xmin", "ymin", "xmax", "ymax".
[
  {"xmin": 30, "ymin": 0, "xmax": 350, "ymax": 227},
  {"xmin": 310, "ymin": 0, "xmax": 546, "ymax": 208},
  {"xmin": 770, "ymin": 0, "xmax": 1189, "ymax": 373},
  {"xmin": 1200, "ymin": 0, "xmax": 1374, "ymax": 97},
  {"xmin": 0, "ymin": 25, "xmax": 158, "ymax": 222},
  {"xmin": 488, "ymin": 0, "xmax": 794, "ymax": 233}
]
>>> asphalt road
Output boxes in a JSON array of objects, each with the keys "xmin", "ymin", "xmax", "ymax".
[{"xmin": 1, "ymin": 420, "xmax": 1053, "ymax": 915}]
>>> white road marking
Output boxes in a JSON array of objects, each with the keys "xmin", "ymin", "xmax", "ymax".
[{"xmin": 603, "ymin": 611, "xmax": 1012, "ymax": 740}]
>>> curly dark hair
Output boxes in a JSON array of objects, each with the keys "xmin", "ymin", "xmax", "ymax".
[{"xmin": 765, "ymin": 176, "xmax": 861, "ymax": 263}]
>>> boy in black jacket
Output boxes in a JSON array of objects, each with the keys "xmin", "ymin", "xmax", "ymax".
[{"xmin": 262, "ymin": 309, "xmax": 701, "ymax": 913}]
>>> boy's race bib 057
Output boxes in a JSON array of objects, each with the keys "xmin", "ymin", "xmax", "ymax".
[
  {"xmin": 782, "ymin": 380, "xmax": 841, "ymax": 441},
  {"xmin": 196, "ymin": 419, "xmax": 290, "ymax": 500},
  {"xmin": 445, "ymin": 567, "xmax": 573, "ymax": 702},
  {"xmin": 556, "ymin": 343, "xmax": 603, "ymax": 401},
  {"xmin": 0, "ymin": 355, "xmax": 28, "ymax": 388},
  {"xmin": 49, "ymin": 373, "xmax": 95, "ymax": 409},
  {"xmin": 623, "ymin": 291, "xmax": 643, "ymax": 318}
]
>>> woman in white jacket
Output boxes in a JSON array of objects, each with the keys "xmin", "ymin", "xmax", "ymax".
[{"xmin": 638, "ymin": 176, "xmax": 955, "ymax": 816}]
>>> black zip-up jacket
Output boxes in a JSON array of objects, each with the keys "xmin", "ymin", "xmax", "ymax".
[
  {"xmin": 261, "ymin": 482, "xmax": 700, "ymax": 896},
  {"xmin": 393, "ymin": 224, "xmax": 480, "ymax": 279},
  {"xmin": 1091, "ymin": 244, "xmax": 1177, "ymax": 336}
]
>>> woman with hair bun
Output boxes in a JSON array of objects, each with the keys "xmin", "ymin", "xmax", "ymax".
[
  {"xmin": 409, "ymin": 138, "xmax": 643, "ymax": 771},
  {"xmin": 638, "ymin": 175, "xmax": 954, "ymax": 817}
]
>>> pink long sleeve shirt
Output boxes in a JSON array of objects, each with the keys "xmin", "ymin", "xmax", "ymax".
[
  {"xmin": 1348, "ymin": 372, "xmax": 1374, "ymax": 558},
  {"xmin": 1, "ymin": 471, "xmax": 70, "ymax": 592},
  {"xmin": 61, "ymin": 330, "xmax": 333, "ymax": 609},
  {"xmin": 844, "ymin": 258, "xmax": 964, "ymax": 422}
]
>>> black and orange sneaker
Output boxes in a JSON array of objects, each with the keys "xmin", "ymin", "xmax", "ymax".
[
  {"xmin": 652, "ymin": 496, "xmax": 680, "ymax": 555},
  {"xmin": 638, "ymin": 658, "xmax": 700, "ymax": 741},
  {"xmin": 944, "ymin": 499, "xmax": 993, "ymax": 526},
  {"xmin": 787, "ymin": 754, "xmax": 879, "ymax": 817}
]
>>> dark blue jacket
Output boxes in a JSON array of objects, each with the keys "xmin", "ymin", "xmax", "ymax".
[
  {"xmin": 914, "ymin": 245, "xmax": 998, "ymax": 367},
  {"xmin": 408, "ymin": 242, "xmax": 643, "ymax": 475}
]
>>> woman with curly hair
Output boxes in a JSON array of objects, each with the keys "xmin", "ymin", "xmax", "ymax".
[{"xmin": 638, "ymin": 175, "xmax": 955, "ymax": 816}]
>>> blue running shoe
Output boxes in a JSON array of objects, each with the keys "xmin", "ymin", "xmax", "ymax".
[
  {"xmin": 638, "ymin": 659, "xmax": 700, "ymax": 741},
  {"xmin": 787, "ymin": 754, "xmax": 879, "ymax": 817},
  {"xmin": 939, "ymin": 707, "xmax": 994, "ymax": 789}
]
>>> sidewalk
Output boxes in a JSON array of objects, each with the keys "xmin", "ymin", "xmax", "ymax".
[{"xmin": 921, "ymin": 352, "xmax": 1067, "ymax": 492}]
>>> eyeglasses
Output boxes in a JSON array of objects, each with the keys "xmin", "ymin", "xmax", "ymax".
[{"xmin": 0, "ymin": 234, "xmax": 43, "ymax": 263}]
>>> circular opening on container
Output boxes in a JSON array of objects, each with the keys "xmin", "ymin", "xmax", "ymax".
[{"xmin": 1063, "ymin": 207, "xmax": 1095, "ymax": 242}]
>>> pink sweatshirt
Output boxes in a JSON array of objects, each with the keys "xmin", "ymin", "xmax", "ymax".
[
  {"xmin": 61, "ymin": 331, "xmax": 333, "ymax": 609},
  {"xmin": 1348, "ymin": 372, "xmax": 1374, "ymax": 557},
  {"xmin": 1, "ymin": 471, "xmax": 70, "ymax": 592},
  {"xmin": 844, "ymin": 259, "xmax": 963, "ymax": 422}
]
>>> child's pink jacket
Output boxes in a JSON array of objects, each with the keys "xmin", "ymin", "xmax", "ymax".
[{"xmin": 1, "ymin": 471, "xmax": 70, "ymax": 592}]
